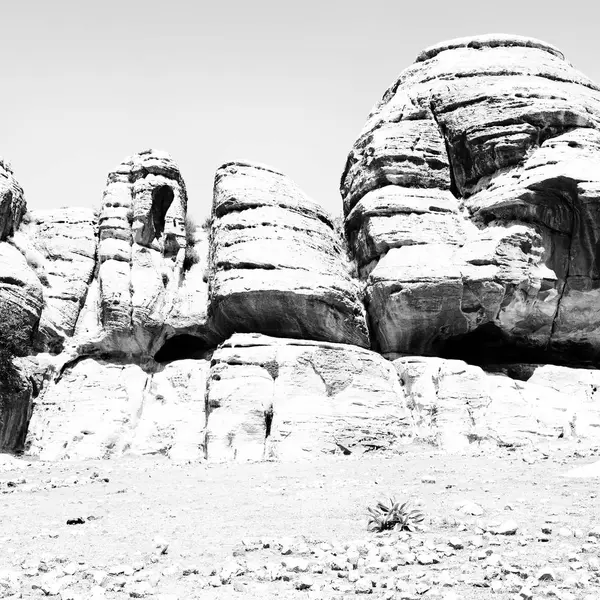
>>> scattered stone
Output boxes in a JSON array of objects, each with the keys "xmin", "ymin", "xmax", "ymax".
[
  {"xmin": 129, "ymin": 581, "xmax": 154, "ymax": 597},
  {"xmin": 284, "ymin": 558, "xmax": 310, "ymax": 573},
  {"xmin": 154, "ymin": 536, "xmax": 169, "ymax": 555},
  {"xmin": 89, "ymin": 587, "xmax": 107, "ymax": 600},
  {"xmin": 295, "ymin": 575, "xmax": 314, "ymax": 590},
  {"xmin": 588, "ymin": 526, "xmax": 600, "ymax": 539},
  {"xmin": 417, "ymin": 552, "xmax": 439, "ymax": 565},
  {"xmin": 537, "ymin": 567, "xmax": 556, "ymax": 581},
  {"xmin": 447, "ymin": 537, "xmax": 464, "ymax": 550},
  {"xmin": 491, "ymin": 520, "xmax": 519, "ymax": 535},
  {"xmin": 558, "ymin": 527, "xmax": 573, "ymax": 537},
  {"xmin": 91, "ymin": 570, "xmax": 108, "ymax": 586},
  {"xmin": 354, "ymin": 577, "xmax": 374, "ymax": 594},
  {"xmin": 519, "ymin": 585, "xmax": 534, "ymax": 600},
  {"xmin": 456, "ymin": 501, "xmax": 484, "ymax": 516}
]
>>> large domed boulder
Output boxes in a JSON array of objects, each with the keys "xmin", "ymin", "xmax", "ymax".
[
  {"xmin": 342, "ymin": 34, "xmax": 600, "ymax": 364},
  {"xmin": 209, "ymin": 162, "xmax": 369, "ymax": 348}
]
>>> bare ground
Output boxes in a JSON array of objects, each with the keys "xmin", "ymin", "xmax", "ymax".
[{"xmin": 1, "ymin": 440, "xmax": 599, "ymax": 599}]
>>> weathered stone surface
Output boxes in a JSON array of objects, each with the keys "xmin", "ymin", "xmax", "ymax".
[
  {"xmin": 415, "ymin": 34, "xmax": 566, "ymax": 62},
  {"xmin": 348, "ymin": 189, "xmax": 466, "ymax": 269},
  {"xmin": 466, "ymin": 128, "xmax": 600, "ymax": 359},
  {"xmin": 128, "ymin": 359, "xmax": 210, "ymax": 460},
  {"xmin": 341, "ymin": 121, "xmax": 451, "ymax": 214},
  {"xmin": 367, "ymin": 224, "xmax": 549, "ymax": 355},
  {"xmin": 0, "ymin": 159, "xmax": 26, "ymax": 241},
  {"xmin": 393, "ymin": 356, "xmax": 599, "ymax": 449},
  {"xmin": 0, "ymin": 359, "xmax": 34, "ymax": 452},
  {"xmin": 205, "ymin": 334, "xmax": 408, "ymax": 462},
  {"xmin": 210, "ymin": 162, "xmax": 369, "ymax": 348},
  {"xmin": 17, "ymin": 208, "xmax": 98, "ymax": 352},
  {"xmin": 526, "ymin": 364, "xmax": 600, "ymax": 437},
  {"xmin": 163, "ymin": 226, "xmax": 213, "ymax": 344},
  {"xmin": 27, "ymin": 357, "xmax": 209, "ymax": 461},
  {"xmin": 0, "ymin": 242, "xmax": 44, "ymax": 355},
  {"xmin": 63, "ymin": 149, "xmax": 215, "ymax": 359},
  {"xmin": 393, "ymin": 356, "xmax": 491, "ymax": 450},
  {"xmin": 342, "ymin": 34, "xmax": 600, "ymax": 363},
  {"xmin": 0, "ymin": 355, "xmax": 53, "ymax": 453},
  {"xmin": 91, "ymin": 149, "xmax": 189, "ymax": 356},
  {"xmin": 4, "ymin": 36, "xmax": 600, "ymax": 462}
]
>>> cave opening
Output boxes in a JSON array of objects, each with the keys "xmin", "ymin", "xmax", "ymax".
[
  {"xmin": 151, "ymin": 185, "xmax": 174, "ymax": 240},
  {"xmin": 439, "ymin": 323, "xmax": 598, "ymax": 374},
  {"xmin": 154, "ymin": 334, "xmax": 210, "ymax": 363}
]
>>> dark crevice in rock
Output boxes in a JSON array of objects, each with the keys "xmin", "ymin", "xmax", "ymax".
[
  {"xmin": 154, "ymin": 334, "xmax": 212, "ymax": 363},
  {"xmin": 429, "ymin": 101, "xmax": 460, "ymax": 198},
  {"xmin": 440, "ymin": 322, "xmax": 599, "ymax": 369},
  {"xmin": 58, "ymin": 217, "xmax": 100, "ymax": 355},
  {"xmin": 151, "ymin": 185, "xmax": 174, "ymax": 240},
  {"xmin": 54, "ymin": 355, "xmax": 89, "ymax": 386},
  {"xmin": 0, "ymin": 276, "xmax": 24, "ymax": 287},
  {"xmin": 416, "ymin": 70, "xmax": 600, "ymax": 93},
  {"xmin": 264, "ymin": 407, "xmax": 273, "ymax": 438},
  {"xmin": 214, "ymin": 201, "xmax": 333, "ymax": 229},
  {"xmin": 221, "ymin": 221, "xmax": 330, "ymax": 235},
  {"xmin": 217, "ymin": 262, "xmax": 278, "ymax": 272},
  {"xmin": 547, "ymin": 208, "xmax": 576, "ymax": 347},
  {"xmin": 482, "ymin": 363, "xmax": 543, "ymax": 381}
]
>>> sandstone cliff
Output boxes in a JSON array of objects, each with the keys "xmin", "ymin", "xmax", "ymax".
[
  {"xmin": 341, "ymin": 33, "xmax": 600, "ymax": 365},
  {"xmin": 2, "ymin": 34, "xmax": 600, "ymax": 461}
]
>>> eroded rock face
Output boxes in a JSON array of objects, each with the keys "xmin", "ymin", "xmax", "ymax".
[
  {"xmin": 4, "ymin": 36, "xmax": 600, "ymax": 461},
  {"xmin": 0, "ymin": 359, "xmax": 34, "ymax": 452},
  {"xmin": 0, "ymin": 355, "xmax": 53, "ymax": 453},
  {"xmin": 91, "ymin": 150, "xmax": 188, "ymax": 355},
  {"xmin": 0, "ymin": 150, "xmax": 218, "ymax": 452},
  {"xmin": 73, "ymin": 149, "xmax": 214, "ymax": 358},
  {"xmin": 205, "ymin": 333, "xmax": 407, "ymax": 461},
  {"xmin": 210, "ymin": 162, "xmax": 369, "ymax": 348},
  {"xmin": 18, "ymin": 208, "xmax": 98, "ymax": 352},
  {"xmin": 27, "ymin": 357, "xmax": 209, "ymax": 461},
  {"xmin": 0, "ymin": 242, "xmax": 44, "ymax": 355},
  {"xmin": 163, "ymin": 227, "xmax": 211, "ymax": 346},
  {"xmin": 342, "ymin": 33, "xmax": 600, "ymax": 363},
  {"xmin": 393, "ymin": 355, "xmax": 600, "ymax": 449},
  {"xmin": 0, "ymin": 159, "xmax": 26, "ymax": 241}
]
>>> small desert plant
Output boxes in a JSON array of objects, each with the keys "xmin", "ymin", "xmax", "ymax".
[
  {"xmin": 185, "ymin": 213, "xmax": 198, "ymax": 244},
  {"xmin": 201, "ymin": 214, "xmax": 212, "ymax": 231},
  {"xmin": 367, "ymin": 497, "xmax": 425, "ymax": 533},
  {"xmin": 183, "ymin": 213, "xmax": 200, "ymax": 270}
]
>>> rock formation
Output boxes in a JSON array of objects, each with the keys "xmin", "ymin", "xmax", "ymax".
[
  {"xmin": 0, "ymin": 159, "xmax": 26, "ymax": 241},
  {"xmin": 342, "ymin": 33, "xmax": 600, "ymax": 364},
  {"xmin": 2, "ymin": 34, "xmax": 600, "ymax": 461},
  {"xmin": 209, "ymin": 162, "xmax": 369, "ymax": 348}
]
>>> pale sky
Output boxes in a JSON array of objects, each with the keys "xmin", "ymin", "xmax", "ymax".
[{"xmin": 3, "ymin": 0, "xmax": 599, "ymax": 220}]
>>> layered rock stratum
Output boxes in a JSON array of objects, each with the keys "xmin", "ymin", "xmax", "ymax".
[
  {"xmin": 2, "ymin": 34, "xmax": 600, "ymax": 461},
  {"xmin": 342, "ymin": 34, "xmax": 600, "ymax": 364}
]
